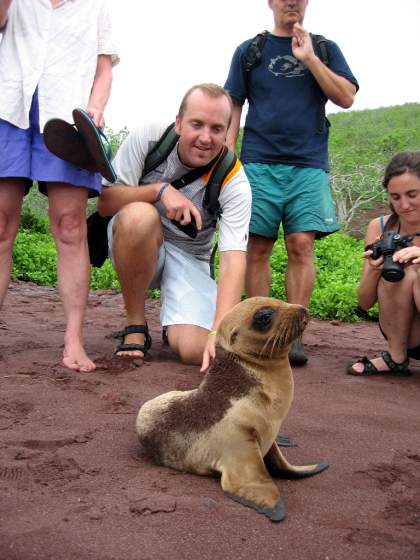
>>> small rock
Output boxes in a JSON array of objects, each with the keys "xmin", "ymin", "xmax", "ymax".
[{"xmin": 129, "ymin": 495, "xmax": 177, "ymax": 515}]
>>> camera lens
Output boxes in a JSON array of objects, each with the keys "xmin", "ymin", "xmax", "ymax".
[{"xmin": 382, "ymin": 255, "xmax": 405, "ymax": 282}]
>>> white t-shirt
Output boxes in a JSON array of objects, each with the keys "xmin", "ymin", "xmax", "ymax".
[
  {"xmin": 0, "ymin": 0, "xmax": 119, "ymax": 131},
  {"xmin": 103, "ymin": 123, "xmax": 252, "ymax": 261}
]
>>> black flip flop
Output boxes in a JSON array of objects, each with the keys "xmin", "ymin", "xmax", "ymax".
[
  {"xmin": 43, "ymin": 118, "xmax": 98, "ymax": 172},
  {"xmin": 73, "ymin": 108, "xmax": 117, "ymax": 183}
]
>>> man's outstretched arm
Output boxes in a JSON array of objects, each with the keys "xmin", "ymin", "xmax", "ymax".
[{"xmin": 200, "ymin": 250, "xmax": 246, "ymax": 372}]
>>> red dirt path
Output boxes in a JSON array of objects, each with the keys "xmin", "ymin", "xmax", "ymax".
[{"xmin": 1, "ymin": 281, "xmax": 419, "ymax": 560}]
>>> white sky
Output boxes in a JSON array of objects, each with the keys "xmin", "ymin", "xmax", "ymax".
[{"xmin": 107, "ymin": 0, "xmax": 420, "ymax": 131}]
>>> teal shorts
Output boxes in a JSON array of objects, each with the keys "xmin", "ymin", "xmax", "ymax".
[{"xmin": 245, "ymin": 163, "xmax": 339, "ymax": 240}]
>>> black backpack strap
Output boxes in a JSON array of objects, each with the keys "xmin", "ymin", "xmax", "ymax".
[
  {"xmin": 244, "ymin": 30, "xmax": 269, "ymax": 73},
  {"xmin": 141, "ymin": 123, "xmax": 179, "ymax": 179},
  {"xmin": 203, "ymin": 146, "xmax": 238, "ymax": 218},
  {"xmin": 313, "ymin": 34, "xmax": 329, "ymax": 66},
  {"xmin": 244, "ymin": 30, "xmax": 269, "ymax": 98},
  {"xmin": 311, "ymin": 34, "xmax": 330, "ymax": 134},
  {"xmin": 205, "ymin": 147, "xmax": 237, "ymax": 279}
]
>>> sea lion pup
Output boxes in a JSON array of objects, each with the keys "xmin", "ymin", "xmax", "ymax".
[{"xmin": 136, "ymin": 297, "xmax": 328, "ymax": 522}]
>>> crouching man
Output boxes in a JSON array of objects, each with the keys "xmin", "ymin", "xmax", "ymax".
[{"xmin": 97, "ymin": 84, "xmax": 252, "ymax": 371}]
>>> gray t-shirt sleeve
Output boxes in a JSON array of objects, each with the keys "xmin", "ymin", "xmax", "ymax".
[{"xmin": 102, "ymin": 122, "xmax": 168, "ymax": 187}]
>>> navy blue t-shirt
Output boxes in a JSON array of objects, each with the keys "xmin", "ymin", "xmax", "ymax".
[{"xmin": 224, "ymin": 34, "xmax": 359, "ymax": 171}]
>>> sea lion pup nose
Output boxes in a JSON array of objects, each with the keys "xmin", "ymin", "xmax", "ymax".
[{"xmin": 136, "ymin": 296, "xmax": 328, "ymax": 522}]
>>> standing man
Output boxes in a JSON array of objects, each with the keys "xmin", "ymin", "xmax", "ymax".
[
  {"xmin": 224, "ymin": 0, "xmax": 358, "ymax": 364},
  {"xmin": 97, "ymin": 84, "xmax": 251, "ymax": 372},
  {"xmin": 0, "ymin": 0, "xmax": 119, "ymax": 372}
]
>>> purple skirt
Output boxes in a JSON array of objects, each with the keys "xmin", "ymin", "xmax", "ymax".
[{"xmin": 0, "ymin": 89, "xmax": 101, "ymax": 197}]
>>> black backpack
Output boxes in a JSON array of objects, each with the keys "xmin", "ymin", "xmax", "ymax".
[
  {"xmin": 87, "ymin": 124, "xmax": 237, "ymax": 267},
  {"xmin": 244, "ymin": 31, "xmax": 331, "ymax": 133}
]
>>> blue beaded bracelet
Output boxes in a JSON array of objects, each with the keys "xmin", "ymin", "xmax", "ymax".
[{"xmin": 156, "ymin": 182, "xmax": 170, "ymax": 202}]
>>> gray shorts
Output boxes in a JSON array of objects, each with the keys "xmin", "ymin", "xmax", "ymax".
[{"xmin": 108, "ymin": 216, "xmax": 217, "ymax": 329}]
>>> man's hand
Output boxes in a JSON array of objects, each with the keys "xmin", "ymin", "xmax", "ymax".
[
  {"xmin": 291, "ymin": 23, "xmax": 316, "ymax": 64},
  {"xmin": 86, "ymin": 106, "xmax": 105, "ymax": 130},
  {"xmin": 160, "ymin": 185, "xmax": 202, "ymax": 230},
  {"xmin": 200, "ymin": 333, "xmax": 216, "ymax": 373}
]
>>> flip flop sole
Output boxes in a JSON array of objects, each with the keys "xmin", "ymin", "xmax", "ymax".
[
  {"xmin": 73, "ymin": 108, "xmax": 117, "ymax": 183},
  {"xmin": 43, "ymin": 119, "xmax": 97, "ymax": 172}
]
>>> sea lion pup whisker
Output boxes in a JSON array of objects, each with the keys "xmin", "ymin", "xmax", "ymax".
[{"xmin": 136, "ymin": 297, "xmax": 327, "ymax": 523}]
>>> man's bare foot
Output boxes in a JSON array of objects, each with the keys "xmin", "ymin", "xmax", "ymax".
[{"xmin": 63, "ymin": 342, "xmax": 96, "ymax": 372}]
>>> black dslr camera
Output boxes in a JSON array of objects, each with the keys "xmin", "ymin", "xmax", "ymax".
[{"xmin": 365, "ymin": 231, "xmax": 413, "ymax": 282}]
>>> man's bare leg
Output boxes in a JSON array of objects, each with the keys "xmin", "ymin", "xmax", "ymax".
[
  {"xmin": 48, "ymin": 183, "xmax": 94, "ymax": 372},
  {"xmin": 284, "ymin": 232, "xmax": 315, "ymax": 307},
  {"xmin": 284, "ymin": 232, "xmax": 315, "ymax": 365},
  {"xmin": 245, "ymin": 234, "xmax": 275, "ymax": 297},
  {"xmin": 0, "ymin": 179, "xmax": 25, "ymax": 308},
  {"xmin": 112, "ymin": 202, "xmax": 162, "ymax": 358},
  {"xmin": 167, "ymin": 324, "xmax": 209, "ymax": 365}
]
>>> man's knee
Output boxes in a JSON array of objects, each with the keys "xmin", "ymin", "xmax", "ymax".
[
  {"xmin": 177, "ymin": 345, "xmax": 203, "ymax": 366},
  {"xmin": 167, "ymin": 325, "xmax": 206, "ymax": 366},
  {"xmin": 247, "ymin": 234, "xmax": 275, "ymax": 262},
  {"xmin": 114, "ymin": 202, "xmax": 162, "ymax": 245},
  {"xmin": 285, "ymin": 232, "xmax": 315, "ymax": 262}
]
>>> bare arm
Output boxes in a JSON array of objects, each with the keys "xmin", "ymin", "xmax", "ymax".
[
  {"xmin": 357, "ymin": 218, "xmax": 383, "ymax": 310},
  {"xmin": 97, "ymin": 183, "xmax": 161, "ymax": 216},
  {"xmin": 87, "ymin": 54, "xmax": 113, "ymax": 129},
  {"xmin": 0, "ymin": 0, "xmax": 13, "ymax": 28},
  {"xmin": 200, "ymin": 250, "xmax": 246, "ymax": 372},
  {"xmin": 292, "ymin": 23, "xmax": 356, "ymax": 109},
  {"xmin": 97, "ymin": 182, "xmax": 203, "ymax": 229},
  {"xmin": 225, "ymin": 103, "xmax": 243, "ymax": 153}
]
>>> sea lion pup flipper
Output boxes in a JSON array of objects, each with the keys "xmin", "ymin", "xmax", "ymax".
[
  {"xmin": 220, "ymin": 442, "xmax": 286, "ymax": 523},
  {"xmin": 264, "ymin": 442, "xmax": 329, "ymax": 479}
]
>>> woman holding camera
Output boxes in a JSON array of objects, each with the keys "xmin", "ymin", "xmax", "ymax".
[{"xmin": 348, "ymin": 151, "xmax": 420, "ymax": 376}]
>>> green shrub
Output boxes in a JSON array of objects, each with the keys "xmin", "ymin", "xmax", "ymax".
[
  {"xmin": 268, "ymin": 232, "xmax": 370, "ymax": 321},
  {"xmin": 20, "ymin": 206, "xmax": 49, "ymax": 234},
  {"xmin": 12, "ymin": 230, "xmax": 57, "ymax": 285}
]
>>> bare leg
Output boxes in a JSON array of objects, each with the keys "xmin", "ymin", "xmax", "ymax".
[
  {"xmin": 0, "ymin": 179, "xmax": 25, "ymax": 308},
  {"xmin": 112, "ymin": 202, "xmax": 162, "ymax": 357},
  {"xmin": 284, "ymin": 231, "xmax": 315, "ymax": 307},
  {"xmin": 350, "ymin": 266, "xmax": 418, "ymax": 373},
  {"xmin": 245, "ymin": 234, "xmax": 275, "ymax": 297},
  {"xmin": 167, "ymin": 324, "xmax": 209, "ymax": 365},
  {"xmin": 47, "ymin": 183, "xmax": 94, "ymax": 372}
]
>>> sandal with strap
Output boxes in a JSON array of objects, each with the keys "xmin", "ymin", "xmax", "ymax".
[
  {"xmin": 112, "ymin": 324, "xmax": 152, "ymax": 357},
  {"xmin": 347, "ymin": 351, "xmax": 411, "ymax": 376}
]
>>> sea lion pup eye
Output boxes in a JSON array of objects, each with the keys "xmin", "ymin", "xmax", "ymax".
[{"xmin": 251, "ymin": 307, "xmax": 275, "ymax": 331}]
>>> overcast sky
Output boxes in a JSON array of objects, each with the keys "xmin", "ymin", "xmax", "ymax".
[{"xmin": 107, "ymin": 0, "xmax": 420, "ymax": 131}]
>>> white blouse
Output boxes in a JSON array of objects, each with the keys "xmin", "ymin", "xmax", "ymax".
[{"xmin": 0, "ymin": 0, "xmax": 119, "ymax": 131}]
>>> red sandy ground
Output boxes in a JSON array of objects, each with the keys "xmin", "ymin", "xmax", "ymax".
[{"xmin": 0, "ymin": 281, "xmax": 419, "ymax": 560}]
